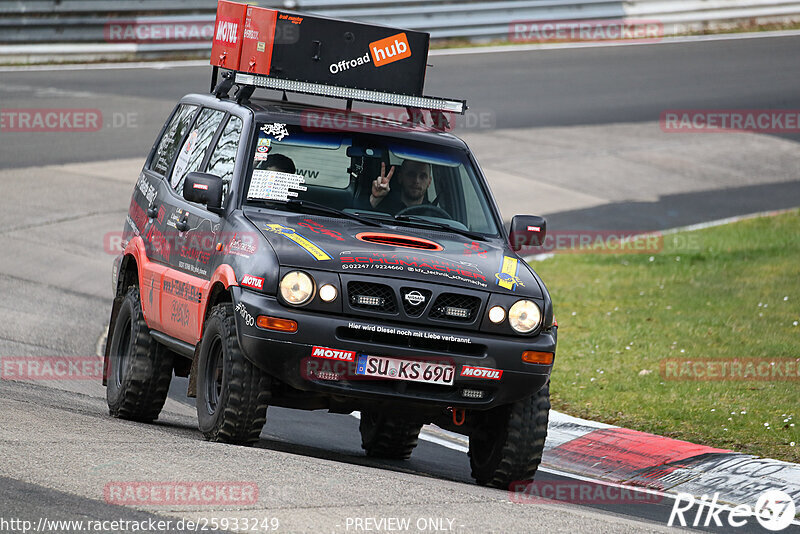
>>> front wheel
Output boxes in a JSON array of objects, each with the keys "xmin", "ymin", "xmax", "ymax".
[
  {"xmin": 196, "ymin": 303, "xmax": 269, "ymax": 445},
  {"xmin": 468, "ymin": 383, "xmax": 550, "ymax": 488}
]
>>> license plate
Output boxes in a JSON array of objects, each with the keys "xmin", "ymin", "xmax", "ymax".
[{"xmin": 356, "ymin": 354, "xmax": 454, "ymax": 386}]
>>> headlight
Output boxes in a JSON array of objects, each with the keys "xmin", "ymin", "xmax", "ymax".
[
  {"xmin": 280, "ymin": 271, "xmax": 314, "ymax": 305},
  {"xmin": 508, "ymin": 300, "xmax": 542, "ymax": 334}
]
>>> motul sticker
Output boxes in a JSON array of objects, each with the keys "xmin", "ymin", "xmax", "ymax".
[
  {"xmin": 240, "ymin": 274, "xmax": 264, "ymax": 290},
  {"xmin": 311, "ymin": 346, "xmax": 356, "ymax": 362},
  {"xmin": 215, "ymin": 19, "xmax": 240, "ymax": 45},
  {"xmin": 527, "ymin": 226, "xmax": 541, "ymax": 232},
  {"xmin": 460, "ymin": 366, "xmax": 503, "ymax": 380},
  {"xmin": 193, "ymin": 183, "xmax": 209, "ymax": 190}
]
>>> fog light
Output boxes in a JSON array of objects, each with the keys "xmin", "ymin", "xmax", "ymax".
[
  {"xmin": 461, "ymin": 389, "xmax": 485, "ymax": 399},
  {"xmin": 256, "ymin": 315, "xmax": 298, "ymax": 332},
  {"xmin": 319, "ymin": 284, "xmax": 338, "ymax": 302},
  {"xmin": 521, "ymin": 351, "xmax": 554, "ymax": 365},
  {"xmin": 315, "ymin": 370, "xmax": 340, "ymax": 381},
  {"xmin": 488, "ymin": 305, "xmax": 506, "ymax": 324}
]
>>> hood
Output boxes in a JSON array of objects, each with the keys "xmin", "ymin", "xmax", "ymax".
[{"xmin": 246, "ymin": 210, "xmax": 543, "ymax": 298}]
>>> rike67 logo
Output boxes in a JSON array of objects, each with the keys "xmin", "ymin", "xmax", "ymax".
[{"xmin": 669, "ymin": 490, "xmax": 796, "ymax": 531}]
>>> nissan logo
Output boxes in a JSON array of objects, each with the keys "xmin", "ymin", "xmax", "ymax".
[{"xmin": 404, "ymin": 290, "xmax": 426, "ymax": 306}]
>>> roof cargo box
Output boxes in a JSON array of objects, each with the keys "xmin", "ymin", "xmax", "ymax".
[
  {"xmin": 214, "ymin": 2, "xmax": 430, "ymax": 97},
  {"xmin": 210, "ymin": 0, "xmax": 247, "ymax": 70}
]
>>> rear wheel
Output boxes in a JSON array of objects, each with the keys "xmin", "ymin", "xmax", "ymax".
[
  {"xmin": 106, "ymin": 286, "xmax": 173, "ymax": 421},
  {"xmin": 468, "ymin": 383, "xmax": 550, "ymax": 488},
  {"xmin": 359, "ymin": 411, "xmax": 423, "ymax": 460},
  {"xmin": 196, "ymin": 303, "xmax": 269, "ymax": 445}
]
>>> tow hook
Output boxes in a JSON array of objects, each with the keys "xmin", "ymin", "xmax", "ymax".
[{"xmin": 448, "ymin": 407, "xmax": 466, "ymax": 426}]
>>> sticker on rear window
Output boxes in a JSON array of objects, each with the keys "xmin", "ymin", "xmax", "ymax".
[
  {"xmin": 260, "ymin": 122, "xmax": 289, "ymax": 141},
  {"xmin": 247, "ymin": 170, "xmax": 307, "ymax": 201}
]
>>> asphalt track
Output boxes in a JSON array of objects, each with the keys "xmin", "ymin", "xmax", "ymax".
[{"xmin": 1, "ymin": 34, "xmax": 799, "ymax": 533}]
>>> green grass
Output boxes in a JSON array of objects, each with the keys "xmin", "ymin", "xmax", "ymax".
[{"xmin": 532, "ymin": 210, "xmax": 800, "ymax": 463}]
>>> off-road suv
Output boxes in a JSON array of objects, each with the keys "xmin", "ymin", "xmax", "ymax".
[{"xmin": 104, "ymin": 6, "xmax": 556, "ymax": 488}]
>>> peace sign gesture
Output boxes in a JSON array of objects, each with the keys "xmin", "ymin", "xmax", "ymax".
[{"xmin": 370, "ymin": 162, "xmax": 395, "ymax": 207}]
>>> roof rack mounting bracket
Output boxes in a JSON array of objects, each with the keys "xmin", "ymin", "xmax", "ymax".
[
  {"xmin": 213, "ymin": 70, "xmax": 235, "ymax": 99},
  {"xmin": 407, "ymin": 107, "xmax": 425, "ymax": 126}
]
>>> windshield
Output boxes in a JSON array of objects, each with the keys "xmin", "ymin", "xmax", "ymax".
[{"xmin": 244, "ymin": 122, "xmax": 500, "ymax": 235}]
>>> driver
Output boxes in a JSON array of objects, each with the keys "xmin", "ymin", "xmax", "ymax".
[{"xmin": 368, "ymin": 159, "xmax": 432, "ymax": 214}]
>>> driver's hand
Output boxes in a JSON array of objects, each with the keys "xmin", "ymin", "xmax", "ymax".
[{"xmin": 370, "ymin": 163, "xmax": 394, "ymax": 208}]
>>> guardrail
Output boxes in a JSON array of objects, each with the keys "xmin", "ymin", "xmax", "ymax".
[{"xmin": 1, "ymin": 0, "xmax": 799, "ymax": 64}]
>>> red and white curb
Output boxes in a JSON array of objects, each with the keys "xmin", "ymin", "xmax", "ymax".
[{"xmin": 418, "ymin": 411, "xmax": 800, "ymax": 517}]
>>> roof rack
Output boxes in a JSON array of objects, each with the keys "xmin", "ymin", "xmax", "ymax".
[
  {"xmin": 209, "ymin": 1, "xmax": 466, "ymax": 117},
  {"xmin": 211, "ymin": 68, "xmax": 465, "ymax": 114}
]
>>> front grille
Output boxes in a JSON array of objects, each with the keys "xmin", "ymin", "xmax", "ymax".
[
  {"xmin": 400, "ymin": 287, "xmax": 432, "ymax": 317},
  {"xmin": 337, "ymin": 326, "xmax": 487, "ymax": 357},
  {"xmin": 429, "ymin": 293, "xmax": 481, "ymax": 322},
  {"xmin": 347, "ymin": 281, "xmax": 397, "ymax": 313}
]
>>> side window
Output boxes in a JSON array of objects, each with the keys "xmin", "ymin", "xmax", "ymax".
[
  {"xmin": 151, "ymin": 104, "xmax": 198, "ymax": 176},
  {"xmin": 461, "ymin": 167, "xmax": 493, "ymax": 233},
  {"xmin": 206, "ymin": 115, "xmax": 243, "ymax": 203},
  {"xmin": 170, "ymin": 108, "xmax": 225, "ymax": 196}
]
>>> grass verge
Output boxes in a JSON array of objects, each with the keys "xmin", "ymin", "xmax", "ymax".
[{"xmin": 531, "ymin": 209, "xmax": 800, "ymax": 463}]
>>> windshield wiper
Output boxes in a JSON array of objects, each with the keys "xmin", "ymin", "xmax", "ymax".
[
  {"xmin": 387, "ymin": 213, "xmax": 487, "ymax": 241},
  {"xmin": 270, "ymin": 199, "xmax": 382, "ymax": 227}
]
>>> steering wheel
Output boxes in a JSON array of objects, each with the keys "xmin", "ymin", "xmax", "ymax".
[{"xmin": 396, "ymin": 204, "xmax": 452, "ymax": 219}]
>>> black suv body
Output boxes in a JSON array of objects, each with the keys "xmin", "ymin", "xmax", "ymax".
[{"xmin": 104, "ymin": 87, "xmax": 556, "ymax": 487}]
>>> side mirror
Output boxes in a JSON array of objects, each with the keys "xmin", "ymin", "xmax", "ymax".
[
  {"xmin": 184, "ymin": 172, "xmax": 224, "ymax": 213},
  {"xmin": 509, "ymin": 215, "xmax": 547, "ymax": 252}
]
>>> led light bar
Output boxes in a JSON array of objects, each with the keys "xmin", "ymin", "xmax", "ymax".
[
  {"xmin": 444, "ymin": 306, "xmax": 470, "ymax": 319},
  {"xmin": 354, "ymin": 295, "xmax": 385, "ymax": 307},
  {"xmin": 461, "ymin": 389, "xmax": 485, "ymax": 399},
  {"xmin": 235, "ymin": 72, "xmax": 466, "ymax": 114},
  {"xmin": 315, "ymin": 370, "xmax": 341, "ymax": 381}
]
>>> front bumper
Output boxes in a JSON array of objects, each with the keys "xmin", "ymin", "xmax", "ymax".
[{"xmin": 233, "ymin": 287, "xmax": 556, "ymax": 410}]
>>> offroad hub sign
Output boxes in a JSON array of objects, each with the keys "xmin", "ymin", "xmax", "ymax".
[{"xmin": 211, "ymin": 2, "xmax": 430, "ymax": 96}]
